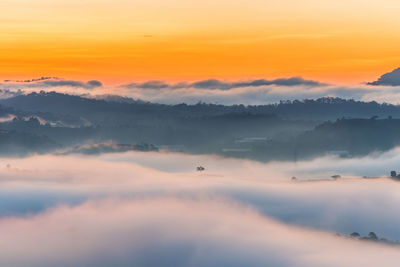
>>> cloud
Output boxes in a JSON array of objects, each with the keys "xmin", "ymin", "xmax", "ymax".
[
  {"xmin": 112, "ymin": 77, "xmax": 400, "ymax": 105},
  {"xmin": 368, "ymin": 68, "xmax": 400, "ymax": 86},
  {"xmin": 0, "ymin": 88, "xmax": 24, "ymax": 99},
  {"xmin": 114, "ymin": 82, "xmax": 382, "ymax": 105},
  {"xmin": 2, "ymin": 150, "xmax": 400, "ymax": 235},
  {"xmin": 5, "ymin": 76, "xmax": 400, "ymax": 106},
  {"xmin": 228, "ymin": 77, "xmax": 325, "ymax": 89},
  {"xmin": 35, "ymin": 80, "xmax": 103, "ymax": 89},
  {"xmin": 5, "ymin": 73, "xmax": 400, "ymax": 106},
  {"xmin": 126, "ymin": 80, "xmax": 170, "ymax": 89},
  {"xmin": 1, "ymin": 198, "xmax": 400, "ymax": 267},
  {"xmin": 86, "ymin": 80, "xmax": 103, "ymax": 88},
  {"xmin": 124, "ymin": 77, "xmax": 325, "ymax": 91},
  {"xmin": 4, "ymin": 77, "xmax": 59, "ymax": 83},
  {"xmin": 0, "ymin": 79, "xmax": 103, "ymax": 91},
  {"xmin": 1, "ymin": 150, "xmax": 400, "ymax": 265}
]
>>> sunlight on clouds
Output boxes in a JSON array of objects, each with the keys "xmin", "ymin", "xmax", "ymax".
[
  {"xmin": 1, "ymin": 197, "xmax": 400, "ymax": 267},
  {"xmin": 2, "ymin": 150, "xmax": 400, "ymax": 254}
]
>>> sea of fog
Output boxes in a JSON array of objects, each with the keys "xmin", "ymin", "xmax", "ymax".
[{"xmin": 1, "ymin": 149, "xmax": 400, "ymax": 266}]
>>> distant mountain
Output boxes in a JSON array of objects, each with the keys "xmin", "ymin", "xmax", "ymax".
[
  {"xmin": 1, "ymin": 92, "xmax": 400, "ymax": 122},
  {"xmin": 2, "ymin": 92, "xmax": 400, "ymax": 160},
  {"xmin": 240, "ymin": 117, "xmax": 400, "ymax": 161},
  {"xmin": 0, "ymin": 129, "xmax": 59, "ymax": 156},
  {"xmin": 297, "ymin": 118, "xmax": 400, "ymax": 156}
]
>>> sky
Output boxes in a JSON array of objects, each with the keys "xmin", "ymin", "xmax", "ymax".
[
  {"xmin": 2, "ymin": 0, "xmax": 400, "ymax": 85},
  {"xmin": 5, "ymin": 3, "xmax": 400, "ymax": 264}
]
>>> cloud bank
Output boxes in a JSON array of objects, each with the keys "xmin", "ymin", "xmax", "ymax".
[
  {"xmin": 4, "ymin": 77, "xmax": 59, "ymax": 83},
  {"xmin": 368, "ymin": 68, "xmax": 400, "ymax": 86},
  {"xmin": 1, "ymin": 197, "xmax": 400, "ymax": 267},
  {"xmin": 125, "ymin": 77, "xmax": 325, "ymax": 90},
  {"xmin": 2, "ymin": 149, "xmax": 400, "ymax": 265},
  {"xmin": 4, "ymin": 75, "xmax": 400, "ymax": 105},
  {"xmin": 115, "ymin": 83, "xmax": 385, "ymax": 105},
  {"xmin": 3, "ymin": 74, "xmax": 400, "ymax": 108},
  {"xmin": 29, "ymin": 79, "xmax": 103, "ymax": 89},
  {"xmin": 0, "ymin": 79, "xmax": 103, "ymax": 93}
]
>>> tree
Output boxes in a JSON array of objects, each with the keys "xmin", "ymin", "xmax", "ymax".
[
  {"xmin": 350, "ymin": 232, "xmax": 360, "ymax": 238},
  {"xmin": 368, "ymin": 232, "xmax": 378, "ymax": 240}
]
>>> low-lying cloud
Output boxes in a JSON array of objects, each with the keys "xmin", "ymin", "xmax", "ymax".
[
  {"xmin": 0, "ymin": 88, "xmax": 24, "ymax": 99},
  {"xmin": 0, "ymin": 79, "xmax": 103, "ymax": 93},
  {"xmin": 111, "ymin": 76, "xmax": 400, "ymax": 105},
  {"xmin": 4, "ymin": 77, "xmax": 59, "ymax": 83},
  {"xmin": 1, "ymin": 149, "xmax": 400, "ymax": 265},
  {"xmin": 31, "ymin": 79, "xmax": 103, "ymax": 89},
  {"xmin": 5, "ymin": 75, "xmax": 400, "ymax": 105},
  {"xmin": 125, "ymin": 77, "xmax": 325, "ymax": 90},
  {"xmin": 115, "ymin": 83, "xmax": 385, "ymax": 105},
  {"xmin": 1, "ymin": 197, "xmax": 400, "ymax": 267},
  {"xmin": 368, "ymin": 68, "xmax": 400, "ymax": 86},
  {"xmin": 114, "ymin": 72, "xmax": 400, "ymax": 105}
]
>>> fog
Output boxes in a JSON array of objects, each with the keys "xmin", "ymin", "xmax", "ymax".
[
  {"xmin": 2, "ymin": 149, "xmax": 400, "ymax": 266},
  {"xmin": 113, "ymin": 83, "xmax": 400, "ymax": 105},
  {"xmin": 5, "ymin": 78, "xmax": 400, "ymax": 105},
  {"xmin": 2, "ymin": 198, "xmax": 400, "ymax": 267}
]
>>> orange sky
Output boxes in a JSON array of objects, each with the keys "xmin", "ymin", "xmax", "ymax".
[{"xmin": 1, "ymin": 0, "xmax": 400, "ymax": 85}]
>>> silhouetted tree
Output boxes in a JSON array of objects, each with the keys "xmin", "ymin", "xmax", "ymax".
[
  {"xmin": 350, "ymin": 232, "xmax": 360, "ymax": 238},
  {"xmin": 368, "ymin": 232, "xmax": 378, "ymax": 240}
]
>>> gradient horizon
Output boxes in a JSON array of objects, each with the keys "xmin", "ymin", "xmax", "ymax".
[{"xmin": 2, "ymin": 0, "xmax": 400, "ymax": 85}]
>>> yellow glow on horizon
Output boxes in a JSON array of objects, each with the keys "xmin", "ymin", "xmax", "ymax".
[{"xmin": 1, "ymin": 0, "xmax": 400, "ymax": 84}]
